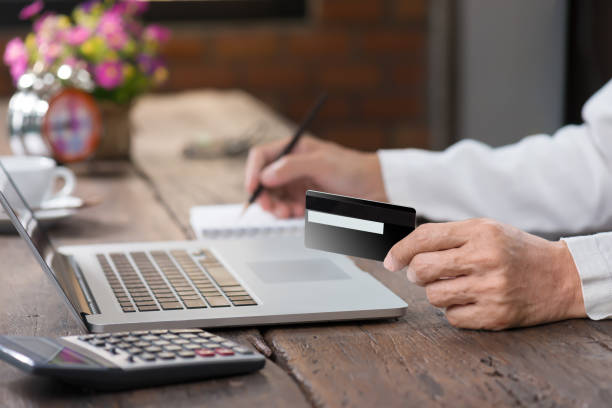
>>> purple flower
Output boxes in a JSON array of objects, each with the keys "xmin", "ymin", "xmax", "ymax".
[
  {"xmin": 112, "ymin": 0, "xmax": 148, "ymax": 16},
  {"xmin": 137, "ymin": 54, "xmax": 163, "ymax": 75},
  {"xmin": 81, "ymin": 0, "xmax": 100, "ymax": 13},
  {"xmin": 94, "ymin": 61, "xmax": 123, "ymax": 89},
  {"xmin": 67, "ymin": 26, "xmax": 90, "ymax": 45},
  {"xmin": 19, "ymin": 0, "xmax": 43, "ymax": 20},
  {"xmin": 97, "ymin": 11, "xmax": 128, "ymax": 50},
  {"xmin": 143, "ymin": 24, "xmax": 171, "ymax": 43},
  {"xmin": 3, "ymin": 37, "xmax": 28, "ymax": 66}
]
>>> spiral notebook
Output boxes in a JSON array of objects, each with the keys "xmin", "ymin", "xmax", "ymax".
[{"xmin": 190, "ymin": 203, "xmax": 304, "ymax": 240}]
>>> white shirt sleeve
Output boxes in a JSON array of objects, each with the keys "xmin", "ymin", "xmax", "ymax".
[{"xmin": 378, "ymin": 79, "xmax": 612, "ymax": 319}]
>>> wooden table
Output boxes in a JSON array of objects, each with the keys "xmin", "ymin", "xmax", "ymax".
[{"xmin": 1, "ymin": 91, "xmax": 612, "ymax": 407}]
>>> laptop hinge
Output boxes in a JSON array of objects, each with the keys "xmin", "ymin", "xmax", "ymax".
[{"xmin": 61, "ymin": 254, "xmax": 101, "ymax": 315}]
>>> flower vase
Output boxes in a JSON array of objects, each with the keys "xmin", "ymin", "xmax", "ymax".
[{"xmin": 95, "ymin": 101, "xmax": 132, "ymax": 160}]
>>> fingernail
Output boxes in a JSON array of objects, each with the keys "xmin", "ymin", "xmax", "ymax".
[
  {"xmin": 406, "ymin": 265, "xmax": 416, "ymax": 283},
  {"xmin": 383, "ymin": 254, "xmax": 398, "ymax": 271}
]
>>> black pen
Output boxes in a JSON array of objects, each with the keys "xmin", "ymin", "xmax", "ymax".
[{"xmin": 241, "ymin": 92, "xmax": 328, "ymax": 217}]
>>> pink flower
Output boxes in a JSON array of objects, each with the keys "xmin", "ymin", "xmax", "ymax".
[
  {"xmin": 3, "ymin": 38, "xmax": 28, "ymax": 66},
  {"xmin": 112, "ymin": 0, "xmax": 148, "ymax": 16},
  {"xmin": 19, "ymin": 0, "xmax": 44, "ymax": 20},
  {"xmin": 97, "ymin": 11, "xmax": 128, "ymax": 50},
  {"xmin": 67, "ymin": 26, "xmax": 90, "ymax": 45},
  {"xmin": 10, "ymin": 61, "xmax": 27, "ymax": 83},
  {"xmin": 143, "ymin": 24, "xmax": 171, "ymax": 43},
  {"xmin": 94, "ymin": 61, "xmax": 123, "ymax": 89}
]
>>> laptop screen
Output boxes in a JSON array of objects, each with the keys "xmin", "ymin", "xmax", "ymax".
[{"xmin": 0, "ymin": 159, "xmax": 89, "ymax": 330}]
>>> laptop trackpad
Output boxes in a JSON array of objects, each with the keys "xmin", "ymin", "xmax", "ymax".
[{"xmin": 249, "ymin": 259, "xmax": 350, "ymax": 283}]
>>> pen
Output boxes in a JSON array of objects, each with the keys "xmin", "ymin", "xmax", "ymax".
[{"xmin": 241, "ymin": 92, "xmax": 328, "ymax": 217}]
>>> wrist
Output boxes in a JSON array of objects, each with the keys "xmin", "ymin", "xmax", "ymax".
[
  {"xmin": 363, "ymin": 152, "xmax": 388, "ymax": 202},
  {"xmin": 554, "ymin": 240, "xmax": 586, "ymax": 320}
]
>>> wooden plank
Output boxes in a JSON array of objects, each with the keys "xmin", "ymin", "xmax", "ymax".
[
  {"xmin": 0, "ymin": 99, "xmax": 310, "ymax": 407},
  {"xmin": 265, "ymin": 258, "xmax": 612, "ymax": 407}
]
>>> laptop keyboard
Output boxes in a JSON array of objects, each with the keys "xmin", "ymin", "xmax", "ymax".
[{"xmin": 96, "ymin": 249, "xmax": 257, "ymax": 313}]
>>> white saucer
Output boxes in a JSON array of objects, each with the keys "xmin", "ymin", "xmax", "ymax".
[{"xmin": 0, "ymin": 195, "xmax": 81, "ymax": 233}]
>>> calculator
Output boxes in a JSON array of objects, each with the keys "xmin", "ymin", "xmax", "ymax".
[{"xmin": 0, "ymin": 328, "xmax": 265, "ymax": 390}]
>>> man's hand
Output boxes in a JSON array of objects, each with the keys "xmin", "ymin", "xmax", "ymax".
[
  {"xmin": 383, "ymin": 218, "xmax": 586, "ymax": 330},
  {"xmin": 245, "ymin": 136, "xmax": 387, "ymax": 218}
]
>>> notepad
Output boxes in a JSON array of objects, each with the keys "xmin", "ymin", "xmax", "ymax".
[{"xmin": 190, "ymin": 203, "xmax": 304, "ymax": 240}]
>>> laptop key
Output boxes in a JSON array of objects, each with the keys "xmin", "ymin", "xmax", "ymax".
[
  {"xmin": 233, "ymin": 299, "xmax": 257, "ymax": 306},
  {"xmin": 160, "ymin": 301, "xmax": 183, "ymax": 310},
  {"xmin": 137, "ymin": 305, "xmax": 159, "ymax": 311},
  {"xmin": 184, "ymin": 299, "xmax": 206, "ymax": 309},
  {"xmin": 205, "ymin": 296, "xmax": 230, "ymax": 307}
]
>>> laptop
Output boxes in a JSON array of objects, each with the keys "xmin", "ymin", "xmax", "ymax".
[{"xmin": 0, "ymin": 160, "xmax": 407, "ymax": 333}]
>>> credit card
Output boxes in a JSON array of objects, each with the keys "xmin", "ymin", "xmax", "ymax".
[{"xmin": 304, "ymin": 190, "xmax": 416, "ymax": 261}]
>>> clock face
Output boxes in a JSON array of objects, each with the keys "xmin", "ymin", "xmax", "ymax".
[{"xmin": 42, "ymin": 88, "xmax": 101, "ymax": 163}]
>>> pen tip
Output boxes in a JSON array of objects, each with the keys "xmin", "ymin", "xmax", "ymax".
[{"xmin": 238, "ymin": 203, "xmax": 249, "ymax": 218}]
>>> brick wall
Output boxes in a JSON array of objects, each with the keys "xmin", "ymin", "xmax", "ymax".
[{"xmin": 0, "ymin": 0, "xmax": 429, "ymax": 151}]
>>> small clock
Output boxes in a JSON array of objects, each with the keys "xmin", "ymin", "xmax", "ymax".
[{"xmin": 42, "ymin": 88, "xmax": 101, "ymax": 163}]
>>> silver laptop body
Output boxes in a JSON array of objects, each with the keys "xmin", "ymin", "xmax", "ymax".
[{"xmin": 0, "ymin": 161, "xmax": 407, "ymax": 333}]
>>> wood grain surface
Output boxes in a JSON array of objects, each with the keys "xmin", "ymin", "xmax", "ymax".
[{"xmin": 2, "ymin": 91, "xmax": 612, "ymax": 407}]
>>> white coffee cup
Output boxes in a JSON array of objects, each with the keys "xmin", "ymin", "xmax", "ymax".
[{"xmin": 0, "ymin": 156, "xmax": 76, "ymax": 208}]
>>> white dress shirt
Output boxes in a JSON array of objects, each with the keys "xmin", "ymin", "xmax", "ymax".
[{"xmin": 378, "ymin": 79, "xmax": 612, "ymax": 320}]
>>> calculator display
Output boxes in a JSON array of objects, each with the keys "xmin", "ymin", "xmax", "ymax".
[{"xmin": 49, "ymin": 348, "xmax": 98, "ymax": 367}]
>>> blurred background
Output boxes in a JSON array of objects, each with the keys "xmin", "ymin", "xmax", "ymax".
[{"xmin": 1, "ymin": 0, "xmax": 611, "ymax": 152}]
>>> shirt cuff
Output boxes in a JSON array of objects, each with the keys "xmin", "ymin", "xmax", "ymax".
[{"xmin": 563, "ymin": 232, "xmax": 612, "ymax": 320}]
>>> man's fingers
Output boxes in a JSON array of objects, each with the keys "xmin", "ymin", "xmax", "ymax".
[
  {"xmin": 384, "ymin": 221, "xmax": 472, "ymax": 272},
  {"xmin": 260, "ymin": 153, "xmax": 323, "ymax": 187},
  {"xmin": 406, "ymin": 248, "xmax": 471, "ymax": 285},
  {"xmin": 444, "ymin": 303, "xmax": 480, "ymax": 329},
  {"xmin": 424, "ymin": 276, "xmax": 476, "ymax": 308},
  {"xmin": 244, "ymin": 138, "xmax": 291, "ymax": 192}
]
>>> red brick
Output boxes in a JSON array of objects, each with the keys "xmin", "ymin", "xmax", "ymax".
[
  {"xmin": 392, "ymin": 63, "xmax": 426, "ymax": 87},
  {"xmin": 162, "ymin": 34, "xmax": 206, "ymax": 59},
  {"xmin": 320, "ymin": 125, "xmax": 387, "ymax": 151},
  {"xmin": 319, "ymin": 65, "xmax": 381, "ymax": 90},
  {"xmin": 393, "ymin": 0, "xmax": 427, "ymax": 21},
  {"xmin": 285, "ymin": 95, "xmax": 351, "ymax": 121},
  {"xmin": 286, "ymin": 31, "xmax": 351, "ymax": 57},
  {"xmin": 245, "ymin": 66, "xmax": 308, "ymax": 89},
  {"xmin": 164, "ymin": 63, "xmax": 236, "ymax": 89},
  {"xmin": 213, "ymin": 31, "xmax": 279, "ymax": 60},
  {"xmin": 361, "ymin": 31, "xmax": 425, "ymax": 55},
  {"xmin": 359, "ymin": 96, "xmax": 423, "ymax": 120},
  {"xmin": 314, "ymin": 0, "xmax": 384, "ymax": 23}
]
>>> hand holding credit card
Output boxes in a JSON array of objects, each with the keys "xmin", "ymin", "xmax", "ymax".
[{"xmin": 305, "ymin": 190, "xmax": 415, "ymax": 261}]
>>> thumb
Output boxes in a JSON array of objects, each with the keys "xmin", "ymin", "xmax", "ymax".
[{"xmin": 260, "ymin": 153, "xmax": 323, "ymax": 187}]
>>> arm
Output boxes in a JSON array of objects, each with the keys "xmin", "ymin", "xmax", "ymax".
[{"xmin": 379, "ymin": 80, "xmax": 612, "ymax": 236}]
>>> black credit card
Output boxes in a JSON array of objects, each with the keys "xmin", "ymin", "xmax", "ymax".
[{"xmin": 304, "ymin": 190, "xmax": 416, "ymax": 261}]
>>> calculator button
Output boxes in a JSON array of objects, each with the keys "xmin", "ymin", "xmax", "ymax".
[
  {"xmin": 113, "ymin": 331, "xmax": 130, "ymax": 337},
  {"xmin": 91, "ymin": 339, "xmax": 106, "ymax": 347},
  {"xmin": 95, "ymin": 333, "xmax": 111, "ymax": 339},
  {"xmin": 117, "ymin": 342, "xmax": 131, "ymax": 349},
  {"xmin": 169, "ymin": 329, "xmax": 203, "ymax": 334},
  {"xmin": 195, "ymin": 349, "xmax": 215, "ymax": 357},
  {"xmin": 161, "ymin": 334, "xmax": 179, "ymax": 340},
  {"xmin": 233, "ymin": 346, "xmax": 253, "ymax": 355},
  {"xmin": 192, "ymin": 338, "xmax": 208, "ymax": 344},
  {"xmin": 150, "ymin": 329, "xmax": 168, "ymax": 335},
  {"xmin": 203, "ymin": 343, "xmax": 219, "ymax": 349},
  {"xmin": 141, "ymin": 335, "xmax": 159, "ymax": 342},
  {"xmin": 210, "ymin": 336, "xmax": 225, "ymax": 343},
  {"xmin": 179, "ymin": 333, "xmax": 197, "ymax": 339},
  {"xmin": 139, "ymin": 353, "xmax": 156, "ymax": 361},
  {"xmin": 163, "ymin": 345, "xmax": 182, "ymax": 352},
  {"xmin": 132, "ymin": 330, "xmax": 149, "ymax": 336},
  {"xmin": 133, "ymin": 341, "xmax": 150, "ymax": 348},
  {"xmin": 158, "ymin": 352, "xmax": 176, "ymax": 360},
  {"xmin": 144, "ymin": 346, "xmax": 163, "ymax": 353},
  {"xmin": 178, "ymin": 351, "xmax": 195, "ymax": 358},
  {"xmin": 107, "ymin": 337, "xmax": 122, "ymax": 344},
  {"xmin": 123, "ymin": 336, "xmax": 139, "ymax": 343},
  {"xmin": 153, "ymin": 340, "xmax": 171, "ymax": 346},
  {"xmin": 215, "ymin": 348, "xmax": 235, "ymax": 356},
  {"xmin": 221, "ymin": 341, "xmax": 237, "ymax": 348},
  {"xmin": 127, "ymin": 347, "xmax": 143, "ymax": 355},
  {"xmin": 78, "ymin": 335, "xmax": 95, "ymax": 341},
  {"xmin": 198, "ymin": 332, "xmax": 214, "ymax": 338},
  {"xmin": 183, "ymin": 344, "xmax": 200, "ymax": 350},
  {"xmin": 171, "ymin": 338, "xmax": 189, "ymax": 345}
]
